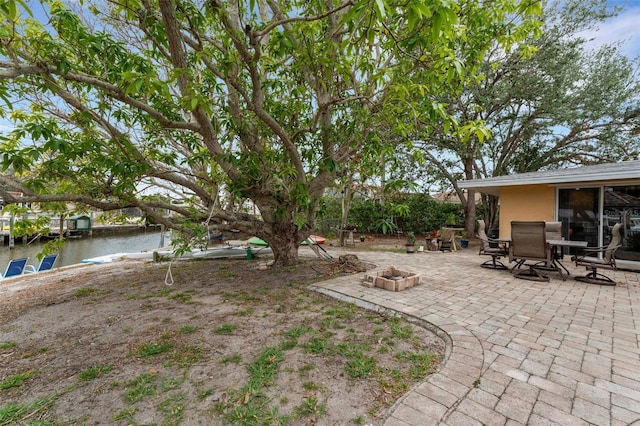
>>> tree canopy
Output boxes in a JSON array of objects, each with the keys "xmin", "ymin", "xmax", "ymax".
[
  {"xmin": 0, "ymin": 0, "xmax": 542, "ymax": 265},
  {"xmin": 409, "ymin": 0, "xmax": 640, "ymax": 232}
]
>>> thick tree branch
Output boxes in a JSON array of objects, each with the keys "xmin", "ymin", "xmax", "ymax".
[{"xmin": 0, "ymin": 63, "xmax": 201, "ymax": 132}]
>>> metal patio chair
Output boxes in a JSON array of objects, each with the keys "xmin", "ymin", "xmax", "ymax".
[
  {"xmin": 477, "ymin": 220, "xmax": 508, "ymax": 270},
  {"xmin": 573, "ymin": 223, "xmax": 622, "ymax": 286},
  {"xmin": 509, "ymin": 221, "xmax": 553, "ymax": 282},
  {"xmin": 1, "ymin": 258, "xmax": 29, "ymax": 279},
  {"xmin": 24, "ymin": 254, "xmax": 58, "ymax": 274}
]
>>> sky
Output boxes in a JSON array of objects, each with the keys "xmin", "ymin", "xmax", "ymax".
[{"xmin": 577, "ymin": 0, "xmax": 640, "ymax": 58}]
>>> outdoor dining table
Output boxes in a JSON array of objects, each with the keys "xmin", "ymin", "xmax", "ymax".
[
  {"xmin": 444, "ymin": 227, "xmax": 465, "ymax": 251},
  {"xmin": 546, "ymin": 239, "xmax": 588, "ymax": 280},
  {"xmin": 495, "ymin": 237, "xmax": 588, "ymax": 281}
]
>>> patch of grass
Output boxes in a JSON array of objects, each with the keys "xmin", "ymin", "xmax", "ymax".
[
  {"xmin": 381, "ymin": 335, "xmax": 396, "ymax": 347},
  {"xmin": 298, "ymin": 364, "xmax": 315, "ymax": 378},
  {"xmin": 172, "ymin": 344, "xmax": 203, "ymax": 367},
  {"xmin": 279, "ymin": 327, "xmax": 306, "ymax": 349},
  {"xmin": 72, "ymin": 287, "xmax": 109, "ymax": 298},
  {"xmin": 0, "ymin": 395, "xmax": 55, "ymax": 424},
  {"xmin": 334, "ymin": 342, "xmax": 370, "ymax": 357},
  {"xmin": 344, "ymin": 354, "xmax": 377, "ymax": 379},
  {"xmin": 379, "ymin": 368, "xmax": 409, "ymax": 396},
  {"xmin": 295, "ymin": 395, "xmax": 326, "ymax": 418},
  {"xmin": 113, "ymin": 407, "xmax": 137, "ymax": 422},
  {"xmin": 1, "ymin": 370, "xmax": 39, "ymax": 390},
  {"xmin": 377, "ymin": 345, "xmax": 390, "ymax": 354},
  {"xmin": 220, "ymin": 353, "xmax": 242, "ymax": 365},
  {"xmin": 389, "ymin": 319, "xmax": 413, "ymax": 340},
  {"xmin": 304, "ymin": 336, "xmax": 329, "ymax": 354},
  {"xmin": 302, "ymin": 381, "xmax": 326, "ymax": 393},
  {"xmin": 220, "ymin": 346, "xmax": 288, "ymax": 425},
  {"xmin": 124, "ymin": 373, "xmax": 157, "ymax": 403},
  {"xmin": 169, "ymin": 292, "xmax": 194, "ymax": 304},
  {"xmin": 198, "ymin": 388, "xmax": 215, "ymax": 400},
  {"xmin": 178, "ymin": 325, "xmax": 198, "ymax": 334},
  {"xmin": 78, "ymin": 364, "xmax": 113, "ymax": 381},
  {"xmin": 213, "ymin": 323, "xmax": 237, "ymax": 335},
  {"xmin": 139, "ymin": 341, "xmax": 174, "ymax": 357},
  {"xmin": 320, "ymin": 317, "xmax": 346, "ymax": 330},
  {"xmin": 0, "ymin": 341, "xmax": 16, "ymax": 350},
  {"xmin": 236, "ymin": 307, "xmax": 255, "ymax": 316},
  {"xmin": 20, "ymin": 348, "xmax": 48, "ymax": 359},
  {"xmin": 221, "ymin": 291, "xmax": 260, "ymax": 305},
  {"xmin": 124, "ymin": 294, "xmax": 141, "ymax": 300},
  {"xmin": 395, "ymin": 351, "xmax": 438, "ymax": 379},
  {"xmin": 351, "ymin": 415, "xmax": 366, "ymax": 425},
  {"xmin": 324, "ymin": 304, "xmax": 358, "ymax": 320},
  {"xmin": 245, "ymin": 346, "xmax": 284, "ymax": 391},
  {"xmin": 158, "ymin": 392, "xmax": 186, "ymax": 425},
  {"xmin": 283, "ymin": 325, "xmax": 310, "ymax": 339},
  {"xmin": 226, "ymin": 403, "xmax": 285, "ymax": 425},
  {"xmin": 161, "ymin": 377, "xmax": 185, "ymax": 392},
  {"xmin": 279, "ymin": 339, "xmax": 298, "ymax": 351}
]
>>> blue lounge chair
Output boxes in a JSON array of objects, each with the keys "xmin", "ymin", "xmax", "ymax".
[
  {"xmin": 24, "ymin": 254, "xmax": 58, "ymax": 274},
  {"xmin": 1, "ymin": 258, "xmax": 29, "ymax": 278}
]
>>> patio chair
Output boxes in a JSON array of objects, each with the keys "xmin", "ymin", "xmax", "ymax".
[
  {"xmin": 509, "ymin": 221, "xmax": 553, "ymax": 282},
  {"xmin": 24, "ymin": 254, "xmax": 58, "ymax": 274},
  {"xmin": 477, "ymin": 220, "xmax": 508, "ymax": 270},
  {"xmin": 545, "ymin": 221, "xmax": 564, "ymax": 261},
  {"xmin": 1, "ymin": 257, "xmax": 29, "ymax": 279},
  {"xmin": 573, "ymin": 223, "xmax": 622, "ymax": 286},
  {"xmin": 439, "ymin": 227, "xmax": 455, "ymax": 252},
  {"xmin": 545, "ymin": 221, "xmax": 563, "ymax": 241}
]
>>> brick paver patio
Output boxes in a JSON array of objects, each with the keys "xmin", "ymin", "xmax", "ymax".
[{"xmin": 312, "ymin": 247, "xmax": 640, "ymax": 425}]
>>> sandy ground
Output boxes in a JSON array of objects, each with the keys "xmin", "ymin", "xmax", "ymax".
[{"xmin": 0, "ymin": 243, "xmax": 445, "ymax": 425}]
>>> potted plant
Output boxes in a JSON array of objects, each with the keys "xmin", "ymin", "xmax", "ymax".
[
  {"xmin": 405, "ymin": 232, "xmax": 416, "ymax": 253},
  {"xmin": 460, "ymin": 231, "xmax": 469, "ymax": 248}
]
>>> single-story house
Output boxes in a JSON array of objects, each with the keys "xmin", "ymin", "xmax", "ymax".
[{"xmin": 459, "ymin": 160, "xmax": 640, "ymax": 270}]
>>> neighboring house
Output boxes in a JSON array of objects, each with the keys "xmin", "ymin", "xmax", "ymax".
[
  {"xmin": 460, "ymin": 160, "xmax": 640, "ymax": 269},
  {"xmin": 431, "ymin": 192, "xmax": 482, "ymax": 204}
]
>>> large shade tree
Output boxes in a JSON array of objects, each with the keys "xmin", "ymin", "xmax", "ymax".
[
  {"xmin": 0, "ymin": 0, "xmax": 541, "ymax": 265},
  {"xmin": 410, "ymin": 0, "xmax": 640, "ymax": 235}
]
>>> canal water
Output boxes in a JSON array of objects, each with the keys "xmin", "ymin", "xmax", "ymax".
[{"xmin": 1, "ymin": 231, "xmax": 167, "ymax": 270}]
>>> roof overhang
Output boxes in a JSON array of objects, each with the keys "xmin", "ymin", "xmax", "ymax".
[{"xmin": 459, "ymin": 160, "xmax": 640, "ymax": 196}]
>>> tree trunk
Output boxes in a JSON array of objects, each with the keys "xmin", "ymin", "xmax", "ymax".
[
  {"xmin": 339, "ymin": 182, "xmax": 353, "ymax": 247},
  {"xmin": 464, "ymin": 189, "xmax": 477, "ymax": 238},
  {"xmin": 258, "ymin": 220, "xmax": 302, "ymax": 267},
  {"xmin": 482, "ymin": 195, "xmax": 500, "ymax": 231},
  {"xmin": 462, "ymin": 157, "xmax": 477, "ymax": 238},
  {"xmin": 268, "ymin": 236, "xmax": 299, "ymax": 266}
]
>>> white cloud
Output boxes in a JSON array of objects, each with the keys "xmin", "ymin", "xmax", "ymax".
[{"xmin": 576, "ymin": 5, "xmax": 640, "ymax": 58}]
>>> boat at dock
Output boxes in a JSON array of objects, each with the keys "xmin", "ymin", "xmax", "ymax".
[
  {"xmin": 80, "ymin": 244, "xmax": 273, "ymax": 264},
  {"xmin": 247, "ymin": 235, "xmax": 326, "ymax": 246}
]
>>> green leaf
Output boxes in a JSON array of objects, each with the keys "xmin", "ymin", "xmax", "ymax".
[{"xmin": 374, "ymin": 0, "xmax": 386, "ymax": 19}]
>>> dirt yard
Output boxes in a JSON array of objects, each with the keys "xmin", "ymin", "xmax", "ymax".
[{"xmin": 0, "ymin": 239, "xmax": 445, "ymax": 425}]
